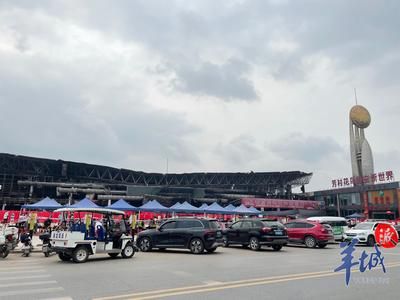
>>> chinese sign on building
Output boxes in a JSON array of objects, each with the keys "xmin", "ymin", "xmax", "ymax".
[{"xmin": 331, "ymin": 171, "xmax": 394, "ymax": 188}]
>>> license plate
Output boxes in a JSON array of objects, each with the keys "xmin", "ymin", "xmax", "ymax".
[{"xmin": 275, "ymin": 230, "xmax": 283, "ymax": 235}]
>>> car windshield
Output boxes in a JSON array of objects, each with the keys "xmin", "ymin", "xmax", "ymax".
[
  {"xmin": 262, "ymin": 221, "xmax": 284, "ymax": 228},
  {"xmin": 354, "ymin": 223, "xmax": 374, "ymax": 230},
  {"xmin": 209, "ymin": 220, "xmax": 222, "ymax": 229}
]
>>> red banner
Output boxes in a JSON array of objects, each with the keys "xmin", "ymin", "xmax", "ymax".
[{"xmin": 241, "ymin": 198, "xmax": 321, "ymax": 210}]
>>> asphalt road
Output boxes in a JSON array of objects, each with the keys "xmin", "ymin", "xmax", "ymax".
[{"xmin": 1, "ymin": 243, "xmax": 399, "ymax": 300}]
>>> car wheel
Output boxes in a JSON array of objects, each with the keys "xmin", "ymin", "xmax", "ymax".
[
  {"xmin": 367, "ymin": 235, "xmax": 375, "ymax": 247},
  {"xmin": 190, "ymin": 238, "xmax": 204, "ymax": 254},
  {"xmin": 272, "ymin": 245, "xmax": 282, "ymax": 251},
  {"xmin": 72, "ymin": 246, "xmax": 89, "ymax": 263},
  {"xmin": 249, "ymin": 237, "xmax": 261, "ymax": 251},
  {"xmin": 222, "ymin": 236, "xmax": 229, "ymax": 247},
  {"xmin": 304, "ymin": 236, "xmax": 317, "ymax": 248},
  {"xmin": 108, "ymin": 253, "xmax": 119, "ymax": 258},
  {"xmin": 58, "ymin": 252, "xmax": 71, "ymax": 261},
  {"xmin": 1, "ymin": 249, "xmax": 9, "ymax": 258},
  {"xmin": 318, "ymin": 243, "xmax": 327, "ymax": 249},
  {"xmin": 121, "ymin": 243, "xmax": 135, "ymax": 258},
  {"xmin": 138, "ymin": 237, "xmax": 152, "ymax": 252},
  {"xmin": 206, "ymin": 247, "xmax": 217, "ymax": 253}
]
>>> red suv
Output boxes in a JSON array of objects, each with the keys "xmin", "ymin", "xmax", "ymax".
[{"xmin": 285, "ymin": 220, "xmax": 334, "ymax": 248}]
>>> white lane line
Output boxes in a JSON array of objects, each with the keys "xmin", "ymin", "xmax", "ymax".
[
  {"xmin": 0, "ymin": 274, "xmax": 51, "ymax": 281},
  {"xmin": 0, "ymin": 266, "xmax": 44, "ymax": 271},
  {"xmin": 0, "ymin": 287, "xmax": 64, "ymax": 297},
  {"xmin": 0, "ymin": 262, "xmax": 42, "ymax": 266},
  {"xmin": 41, "ymin": 297, "xmax": 73, "ymax": 300},
  {"xmin": 0, "ymin": 280, "xmax": 57, "ymax": 288},
  {"xmin": 0, "ymin": 269, "xmax": 46, "ymax": 274}
]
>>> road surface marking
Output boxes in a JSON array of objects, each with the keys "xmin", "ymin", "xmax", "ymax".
[
  {"xmin": 0, "ymin": 266, "xmax": 44, "ymax": 271},
  {"xmin": 0, "ymin": 274, "xmax": 51, "ymax": 281},
  {"xmin": 0, "ymin": 269, "xmax": 46, "ymax": 274},
  {"xmin": 0, "ymin": 287, "xmax": 64, "ymax": 297},
  {"xmin": 41, "ymin": 297, "xmax": 74, "ymax": 300},
  {"xmin": 0, "ymin": 280, "xmax": 57, "ymax": 288},
  {"xmin": 94, "ymin": 262, "xmax": 400, "ymax": 300}
]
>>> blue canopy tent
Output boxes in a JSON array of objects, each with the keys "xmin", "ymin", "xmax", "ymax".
[
  {"xmin": 70, "ymin": 198, "xmax": 99, "ymax": 208},
  {"xmin": 22, "ymin": 197, "xmax": 63, "ymax": 210},
  {"xmin": 174, "ymin": 201, "xmax": 200, "ymax": 213},
  {"xmin": 138, "ymin": 200, "xmax": 170, "ymax": 212},
  {"xmin": 234, "ymin": 204, "xmax": 257, "ymax": 215},
  {"xmin": 345, "ymin": 213, "xmax": 364, "ymax": 219},
  {"xmin": 248, "ymin": 206, "xmax": 260, "ymax": 214},
  {"xmin": 107, "ymin": 199, "xmax": 138, "ymax": 211},
  {"xmin": 224, "ymin": 204, "xmax": 237, "ymax": 214},
  {"xmin": 169, "ymin": 202, "xmax": 183, "ymax": 210},
  {"xmin": 198, "ymin": 203, "xmax": 209, "ymax": 211},
  {"xmin": 204, "ymin": 202, "xmax": 228, "ymax": 214}
]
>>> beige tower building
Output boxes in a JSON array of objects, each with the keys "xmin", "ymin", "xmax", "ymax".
[{"xmin": 349, "ymin": 105, "xmax": 374, "ymax": 184}]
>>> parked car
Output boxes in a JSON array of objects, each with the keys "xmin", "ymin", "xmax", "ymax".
[
  {"xmin": 136, "ymin": 218, "xmax": 223, "ymax": 254},
  {"xmin": 343, "ymin": 221, "xmax": 394, "ymax": 246},
  {"xmin": 307, "ymin": 216, "xmax": 348, "ymax": 241},
  {"xmin": 285, "ymin": 220, "xmax": 334, "ymax": 248},
  {"xmin": 395, "ymin": 224, "xmax": 400, "ymax": 237},
  {"xmin": 222, "ymin": 219, "xmax": 288, "ymax": 251}
]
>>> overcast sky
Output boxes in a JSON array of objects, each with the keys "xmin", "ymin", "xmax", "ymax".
[{"xmin": 1, "ymin": 0, "xmax": 399, "ymax": 191}]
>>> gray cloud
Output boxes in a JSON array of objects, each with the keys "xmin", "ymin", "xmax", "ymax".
[
  {"xmin": 172, "ymin": 59, "xmax": 258, "ymax": 101},
  {"xmin": 0, "ymin": 50, "xmax": 199, "ymax": 172},
  {"xmin": 0, "ymin": 1, "xmax": 399, "ymax": 190},
  {"xmin": 270, "ymin": 133, "xmax": 344, "ymax": 163},
  {"xmin": 215, "ymin": 135, "xmax": 262, "ymax": 165}
]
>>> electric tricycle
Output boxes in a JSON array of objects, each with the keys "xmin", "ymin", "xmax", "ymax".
[{"xmin": 51, "ymin": 207, "xmax": 137, "ymax": 263}]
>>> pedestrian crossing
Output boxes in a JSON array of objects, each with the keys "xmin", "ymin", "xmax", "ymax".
[{"xmin": 0, "ymin": 257, "xmax": 72, "ymax": 300}]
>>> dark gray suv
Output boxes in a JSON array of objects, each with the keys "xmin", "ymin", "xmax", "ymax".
[{"xmin": 136, "ymin": 218, "xmax": 224, "ymax": 254}]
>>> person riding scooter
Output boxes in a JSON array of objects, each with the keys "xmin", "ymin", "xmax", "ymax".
[
  {"xmin": 39, "ymin": 218, "xmax": 53, "ymax": 257},
  {"xmin": 20, "ymin": 231, "xmax": 33, "ymax": 257}
]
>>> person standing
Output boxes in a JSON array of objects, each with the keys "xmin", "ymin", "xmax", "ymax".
[{"xmin": 28, "ymin": 212, "xmax": 37, "ymax": 239}]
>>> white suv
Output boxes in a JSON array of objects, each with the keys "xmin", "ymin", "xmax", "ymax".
[{"xmin": 343, "ymin": 221, "xmax": 392, "ymax": 246}]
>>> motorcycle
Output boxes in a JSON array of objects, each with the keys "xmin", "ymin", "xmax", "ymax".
[
  {"xmin": 39, "ymin": 232, "xmax": 53, "ymax": 257},
  {"xmin": 0, "ymin": 234, "xmax": 9, "ymax": 258},
  {"xmin": 20, "ymin": 233, "xmax": 33, "ymax": 257},
  {"xmin": 0, "ymin": 226, "xmax": 18, "ymax": 258}
]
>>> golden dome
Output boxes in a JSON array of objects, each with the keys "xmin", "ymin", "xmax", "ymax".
[{"xmin": 350, "ymin": 105, "xmax": 371, "ymax": 128}]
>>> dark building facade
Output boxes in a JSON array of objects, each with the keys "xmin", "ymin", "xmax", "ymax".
[
  {"xmin": 313, "ymin": 182, "xmax": 400, "ymax": 219},
  {"xmin": 0, "ymin": 153, "xmax": 312, "ymax": 209}
]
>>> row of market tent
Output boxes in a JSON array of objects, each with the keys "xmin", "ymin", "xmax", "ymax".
[{"xmin": 22, "ymin": 197, "xmax": 263, "ymax": 215}]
